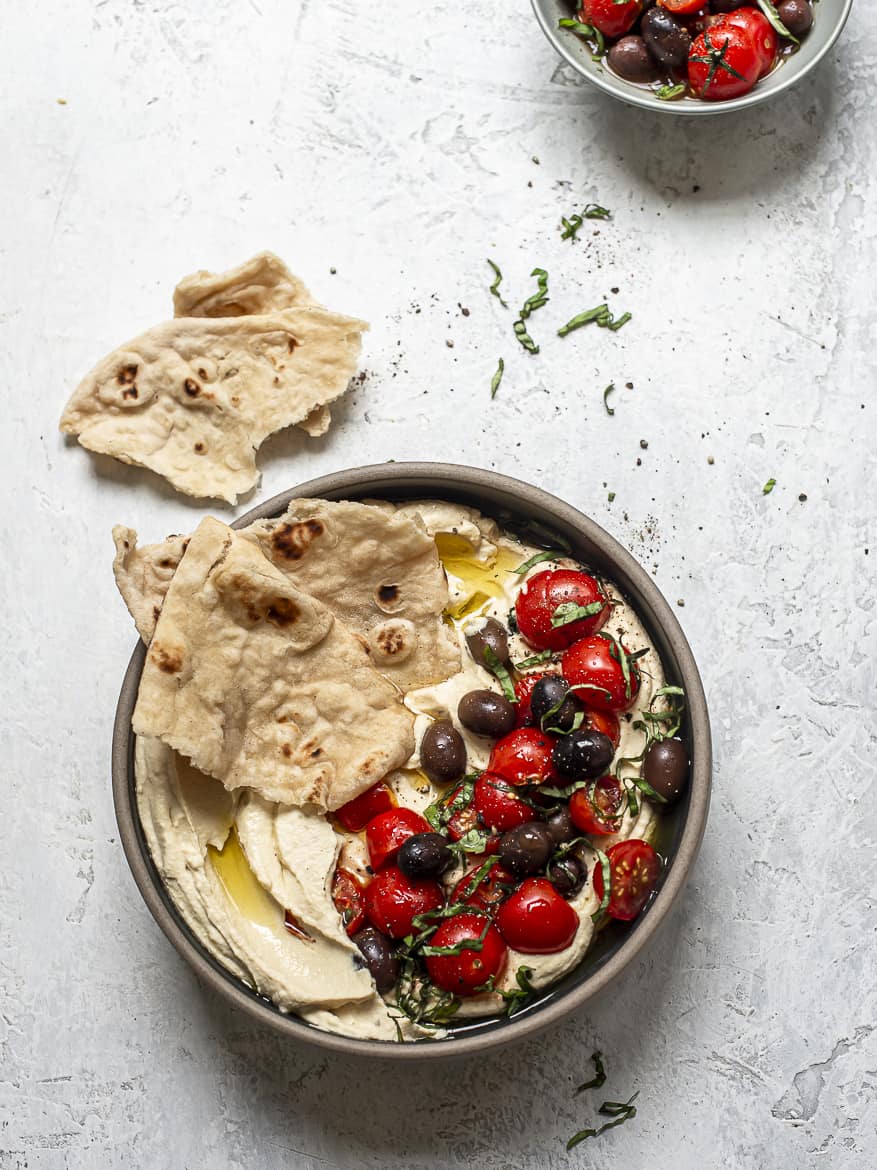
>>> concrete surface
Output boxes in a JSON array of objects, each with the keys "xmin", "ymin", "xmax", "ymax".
[{"xmin": 1, "ymin": 1, "xmax": 875, "ymax": 1167}]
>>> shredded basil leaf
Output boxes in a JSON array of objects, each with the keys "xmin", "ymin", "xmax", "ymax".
[
  {"xmin": 592, "ymin": 848, "xmax": 611, "ymax": 921},
  {"xmin": 557, "ymin": 17, "xmax": 606, "ymax": 58},
  {"xmin": 576, "ymin": 1051, "xmax": 607, "ymax": 1093},
  {"xmin": 603, "ymin": 382, "xmax": 615, "ymax": 416},
  {"xmin": 520, "ymin": 268, "xmax": 549, "ymax": 321},
  {"xmin": 515, "ymin": 649, "xmax": 555, "ymax": 670},
  {"xmin": 422, "ymin": 917, "xmax": 490, "ymax": 958},
  {"xmin": 557, "ymin": 304, "xmax": 609, "ymax": 338},
  {"xmin": 512, "ymin": 550, "xmax": 558, "ymax": 575},
  {"xmin": 483, "ymin": 645, "xmax": 517, "ymax": 703},
  {"xmin": 560, "ymin": 213, "xmax": 584, "ymax": 242},
  {"xmin": 756, "ymin": 0, "xmax": 800, "ymax": 43},
  {"xmin": 583, "ymin": 203, "xmax": 611, "ymax": 220},
  {"xmin": 490, "ymin": 357, "xmax": 504, "ymax": 400},
  {"xmin": 567, "ymin": 1093, "xmax": 638, "ymax": 1148},
  {"xmin": 656, "ymin": 82, "xmax": 687, "ymax": 101},
  {"xmin": 550, "ymin": 600, "xmax": 603, "ymax": 628},
  {"xmin": 487, "ymin": 258, "xmax": 508, "ymax": 309},
  {"xmin": 606, "ymin": 311, "xmax": 631, "ymax": 332},
  {"xmin": 513, "ymin": 317, "xmax": 539, "ymax": 354},
  {"xmin": 763, "ymin": 477, "xmax": 777, "ymax": 494}
]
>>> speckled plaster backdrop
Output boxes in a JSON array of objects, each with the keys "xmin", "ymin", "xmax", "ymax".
[{"xmin": 1, "ymin": 1, "xmax": 875, "ymax": 1166}]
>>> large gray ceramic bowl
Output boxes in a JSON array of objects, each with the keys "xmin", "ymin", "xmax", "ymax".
[
  {"xmin": 112, "ymin": 463, "xmax": 711, "ymax": 1059},
  {"xmin": 532, "ymin": 0, "xmax": 853, "ymax": 115}
]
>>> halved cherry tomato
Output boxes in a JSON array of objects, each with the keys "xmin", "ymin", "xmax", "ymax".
[
  {"xmin": 569, "ymin": 775, "xmax": 625, "ymax": 835},
  {"xmin": 720, "ymin": 8, "xmax": 777, "ymax": 77},
  {"xmin": 582, "ymin": 707, "xmax": 621, "ymax": 749},
  {"xmin": 363, "ymin": 865, "xmax": 443, "ymax": 938},
  {"xmin": 331, "ymin": 867, "xmax": 367, "ymax": 936},
  {"xmin": 514, "ymin": 671, "xmax": 552, "ymax": 727},
  {"xmin": 579, "ymin": 0, "xmax": 642, "ymax": 39},
  {"xmin": 688, "ymin": 23, "xmax": 761, "ymax": 101},
  {"xmin": 562, "ymin": 634, "xmax": 642, "ymax": 714},
  {"xmin": 488, "ymin": 728, "xmax": 558, "ymax": 787},
  {"xmin": 365, "ymin": 808, "xmax": 431, "ymax": 870},
  {"xmin": 452, "ymin": 862, "xmax": 518, "ymax": 912},
  {"xmin": 593, "ymin": 839, "xmax": 661, "ymax": 921},
  {"xmin": 657, "ymin": 0, "xmax": 703, "ymax": 14},
  {"xmin": 473, "ymin": 772, "xmax": 536, "ymax": 832},
  {"xmin": 424, "ymin": 913, "xmax": 508, "ymax": 996},
  {"xmin": 496, "ymin": 878, "xmax": 579, "ymax": 954},
  {"xmin": 334, "ymin": 781, "xmax": 396, "ymax": 832},
  {"xmin": 514, "ymin": 569, "xmax": 610, "ymax": 652}
]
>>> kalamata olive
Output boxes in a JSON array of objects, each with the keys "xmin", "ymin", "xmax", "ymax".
[
  {"xmin": 397, "ymin": 832, "xmax": 454, "ymax": 881},
  {"xmin": 529, "ymin": 676, "xmax": 582, "ymax": 733},
  {"xmin": 544, "ymin": 805, "xmax": 577, "ymax": 846},
  {"xmin": 420, "ymin": 719, "xmax": 467, "ymax": 784},
  {"xmin": 352, "ymin": 926, "xmax": 399, "ymax": 994},
  {"xmin": 641, "ymin": 7, "xmax": 691, "ymax": 69},
  {"xmin": 457, "ymin": 689, "xmax": 517, "ymax": 738},
  {"xmin": 552, "ymin": 729, "xmax": 615, "ymax": 779},
  {"xmin": 498, "ymin": 822, "xmax": 554, "ymax": 878},
  {"xmin": 464, "ymin": 617, "xmax": 511, "ymax": 667},
  {"xmin": 546, "ymin": 853, "xmax": 586, "ymax": 899},
  {"xmin": 608, "ymin": 36, "xmax": 660, "ymax": 83},
  {"xmin": 776, "ymin": 0, "xmax": 812, "ymax": 36},
  {"xmin": 642, "ymin": 737, "xmax": 689, "ymax": 802}
]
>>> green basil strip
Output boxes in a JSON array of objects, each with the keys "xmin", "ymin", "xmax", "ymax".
[
  {"xmin": 583, "ymin": 203, "xmax": 611, "ymax": 220},
  {"xmin": 576, "ymin": 1050, "xmax": 607, "ymax": 1093},
  {"xmin": 606, "ymin": 311, "xmax": 631, "ymax": 332},
  {"xmin": 483, "ymin": 645, "xmax": 517, "ymax": 703},
  {"xmin": 633, "ymin": 776, "xmax": 668, "ymax": 805},
  {"xmin": 513, "ymin": 317, "xmax": 539, "ymax": 354},
  {"xmin": 603, "ymin": 382, "xmax": 615, "ymax": 416},
  {"xmin": 560, "ymin": 212, "xmax": 584, "ymax": 241},
  {"xmin": 489, "ymin": 357, "xmax": 504, "ymax": 399},
  {"xmin": 657, "ymin": 82, "xmax": 687, "ymax": 101},
  {"xmin": 592, "ymin": 848, "xmax": 612, "ymax": 922},
  {"xmin": 487, "ymin": 258, "xmax": 508, "ymax": 308},
  {"xmin": 763, "ymin": 477, "xmax": 777, "ymax": 494},
  {"xmin": 514, "ymin": 650, "xmax": 555, "ymax": 670},
  {"xmin": 557, "ymin": 304, "xmax": 609, "ymax": 338},
  {"xmin": 550, "ymin": 600, "xmax": 603, "ymax": 628},
  {"xmin": 756, "ymin": 0, "xmax": 800, "ymax": 43},
  {"xmin": 458, "ymin": 855, "xmax": 499, "ymax": 901},
  {"xmin": 512, "ymin": 550, "xmax": 557, "ymax": 575},
  {"xmin": 519, "ymin": 268, "xmax": 550, "ymax": 321}
]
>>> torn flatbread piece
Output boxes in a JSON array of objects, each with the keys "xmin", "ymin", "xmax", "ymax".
[
  {"xmin": 132, "ymin": 517, "xmax": 414, "ymax": 810},
  {"xmin": 60, "ymin": 307, "xmax": 367, "ymax": 503},
  {"xmin": 171, "ymin": 253, "xmax": 332, "ymax": 440},
  {"xmin": 112, "ymin": 525, "xmax": 188, "ymax": 643}
]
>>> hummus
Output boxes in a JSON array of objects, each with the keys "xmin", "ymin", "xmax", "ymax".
[{"xmin": 134, "ymin": 500, "xmax": 671, "ymax": 1041}]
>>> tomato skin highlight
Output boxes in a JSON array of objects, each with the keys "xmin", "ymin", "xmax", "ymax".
[
  {"xmin": 363, "ymin": 865, "xmax": 444, "ymax": 938},
  {"xmin": 562, "ymin": 635, "xmax": 641, "ymax": 714},
  {"xmin": 593, "ymin": 839, "xmax": 661, "ymax": 921},
  {"xmin": 365, "ymin": 808, "xmax": 431, "ymax": 870},
  {"xmin": 579, "ymin": 0, "xmax": 643, "ymax": 38},
  {"xmin": 471, "ymin": 771, "xmax": 534, "ymax": 833},
  {"xmin": 331, "ymin": 867, "xmax": 367, "ymax": 936},
  {"xmin": 720, "ymin": 8, "xmax": 777, "ymax": 77},
  {"xmin": 569, "ymin": 774, "xmax": 625, "ymax": 835},
  {"xmin": 488, "ymin": 727, "xmax": 558, "ymax": 787},
  {"xmin": 688, "ymin": 23, "xmax": 761, "ymax": 101},
  {"xmin": 424, "ymin": 913, "xmax": 508, "ymax": 996},
  {"xmin": 496, "ymin": 878, "xmax": 580, "ymax": 954},
  {"xmin": 334, "ymin": 781, "xmax": 395, "ymax": 832},
  {"xmin": 582, "ymin": 706, "xmax": 621, "ymax": 749},
  {"xmin": 514, "ymin": 569, "xmax": 610, "ymax": 652}
]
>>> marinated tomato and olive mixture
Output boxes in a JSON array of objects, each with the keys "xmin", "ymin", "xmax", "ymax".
[
  {"xmin": 329, "ymin": 530, "xmax": 690, "ymax": 1033},
  {"xmin": 563, "ymin": 0, "xmax": 814, "ymax": 103}
]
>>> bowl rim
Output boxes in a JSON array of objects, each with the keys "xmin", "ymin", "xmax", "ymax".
[
  {"xmin": 530, "ymin": 0, "xmax": 855, "ymax": 116},
  {"xmin": 112, "ymin": 461, "xmax": 712, "ymax": 1060}
]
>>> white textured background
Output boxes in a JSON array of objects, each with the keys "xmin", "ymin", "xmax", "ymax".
[{"xmin": 2, "ymin": 1, "xmax": 875, "ymax": 1167}]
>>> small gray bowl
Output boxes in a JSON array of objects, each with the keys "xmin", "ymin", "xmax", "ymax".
[
  {"xmin": 531, "ymin": 0, "xmax": 853, "ymax": 115},
  {"xmin": 112, "ymin": 463, "xmax": 711, "ymax": 1059}
]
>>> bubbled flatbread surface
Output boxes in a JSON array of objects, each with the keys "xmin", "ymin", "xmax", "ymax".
[
  {"xmin": 132, "ymin": 516, "xmax": 415, "ymax": 810},
  {"xmin": 60, "ymin": 307, "xmax": 366, "ymax": 503}
]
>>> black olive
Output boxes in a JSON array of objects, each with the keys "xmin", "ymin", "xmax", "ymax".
[
  {"xmin": 546, "ymin": 854, "xmax": 586, "ymax": 899},
  {"xmin": 351, "ymin": 927, "xmax": 399, "ymax": 995},
  {"xmin": 498, "ymin": 822, "xmax": 554, "ymax": 878},
  {"xmin": 464, "ymin": 617, "xmax": 511, "ymax": 667},
  {"xmin": 544, "ymin": 805, "xmax": 577, "ymax": 846},
  {"xmin": 397, "ymin": 832, "xmax": 454, "ymax": 881},
  {"xmin": 608, "ymin": 36, "xmax": 660, "ymax": 83},
  {"xmin": 457, "ymin": 689, "xmax": 517, "ymax": 738},
  {"xmin": 640, "ymin": 7, "xmax": 692, "ymax": 69},
  {"xmin": 530, "ymin": 676, "xmax": 581, "ymax": 733},
  {"xmin": 775, "ymin": 0, "xmax": 812, "ymax": 36},
  {"xmin": 552, "ymin": 729, "xmax": 615, "ymax": 779},
  {"xmin": 420, "ymin": 719, "xmax": 467, "ymax": 784},
  {"xmin": 642, "ymin": 738, "xmax": 689, "ymax": 802}
]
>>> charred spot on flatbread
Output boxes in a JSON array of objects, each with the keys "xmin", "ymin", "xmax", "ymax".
[
  {"xmin": 271, "ymin": 519, "xmax": 324, "ymax": 562},
  {"xmin": 369, "ymin": 619, "xmax": 416, "ymax": 667},
  {"xmin": 151, "ymin": 644, "xmax": 183, "ymax": 674}
]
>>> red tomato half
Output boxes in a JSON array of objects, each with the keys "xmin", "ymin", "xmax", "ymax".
[
  {"xmin": 496, "ymin": 878, "xmax": 580, "ymax": 954},
  {"xmin": 562, "ymin": 635, "xmax": 642, "ymax": 714},
  {"xmin": 473, "ymin": 772, "xmax": 535, "ymax": 833},
  {"xmin": 582, "ymin": 707, "xmax": 621, "ymax": 749},
  {"xmin": 365, "ymin": 808, "xmax": 431, "ymax": 870},
  {"xmin": 569, "ymin": 775, "xmax": 625, "ymax": 835},
  {"xmin": 593, "ymin": 839, "xmax": 661, "ymax": 921},
  {"xmin": 657, "ymin": 0, "xmax": 703, "ymax": 14},
  {"xmin": 488, "ymin": 728, "xmax": 558, "ymax": 787},
  {"xmin": 424, "ymin": 913, "xmax": 508, "ymax": 996},
  {"xmin": 452, "ymin": 862, "xmax": 518, "ymax": 912},
  {"xmin": 579, "ymin": 0, "xmax": 642, "ymax": 38},
  {"xmin": 363, "ymin": 865, "xmax": 443, "ymax": 938},
  {"xmin": 514, "ymin": 671, "xmax": 551, "ymax": 727},
  {"xmin": 334, "ymin": 781, "xmax": 396, "ymax": 832},
  {"xmin": 330, "ymin": 868, "xmax": 366, "ymax": 936},
  {"xmin": 688, "ymin": 23, "xmax": 761, "ymax": 101},
  {"xmin": 514, "ymin": 570, "xmax": 610, "ymax": 652},
  {"xmin": 721, "ymin": 8, "xmax": 777, "ymax": 77}
]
